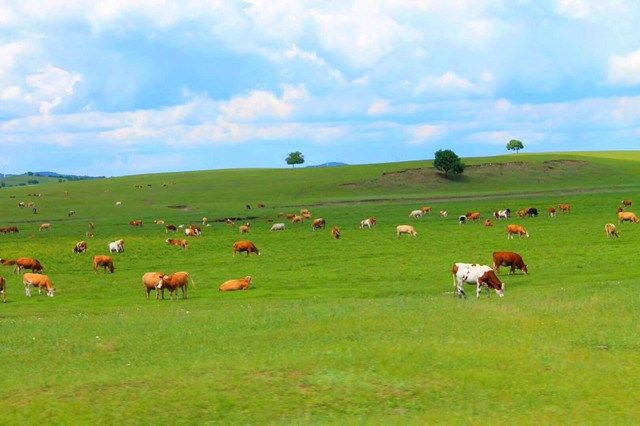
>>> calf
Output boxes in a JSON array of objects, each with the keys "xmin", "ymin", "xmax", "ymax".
[
  {"xmin": 622, "ymin": 199, "xmax": 633, "ymax": 207},
  {"xmin": 396, "ymin": 225, "xmax": 417, "ymax": 237},
  {"xmin": 421, "ymin": 206, "xmax": 433, "ymax": 213},
  {"xmin": 291, "ymin": 215, "xmax": 304, "ymax": 223},
  {"xmin": 233, "ymin": 240, "xmax": 260, "ymax": 256},
  {"xmin": 14, "ymin": 257, "xmax": 44, "ymax": 274},
  {"xmin": 142, "ymin": 272, "xmax": 164, "ymax": 300},
  {"xmin": 452, "ymin": 263, "xmax": 504, "ymax": 299},
  {"xmin": 548, "ymin": 207, "xmax": 557, "ymax": 217},
  {"xmin": 492, "ymin": 251, "xmax": 528, "ymax": 275},
  {"xmin": 439, "ymin": 210, "xmax": 448, "ymax": 218},
  {"xmin": 219, "ymin": 276, "xmax": 252, "ymax": 291},
  {"xmin": 93, "ymin": 255, "xmax": 115, "ymax": 273},
  {"xmin": 605, "ymin": 223, "xmax": 619, "ymax": 238},
  {"xmin": 160, "ymin": 272, "xmax": 192, "ymax": 300},
  {"xmin": 23, "ymin": 273, "xmax": 55, "ymax": 297},
  {"xmin": 507, "ymin": 224, "xmax": 529, "ymax": 239},
  {"xmin": 165, "ymin": 238, "xmax": 189, "ymax": 249},
  {"xmin": 559, "ymin": 203, "xmax": 571, "ymax": 213}
]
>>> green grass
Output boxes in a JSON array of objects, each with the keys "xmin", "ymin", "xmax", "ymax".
[{"xmin": 1, "ymin": 151, "xmax": 640, "ymax": 423}]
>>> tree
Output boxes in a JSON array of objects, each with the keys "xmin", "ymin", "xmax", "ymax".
[
  {"xmin": 433, "ymin": 149, "xmax": 465, "ymax": 175},
  {"xmin": 285, "ymin": 151, "xmax": 305, "ymax": 168},
  {"xmin": 506, "ymin": 139, "xmax": 524, "ymax": 154}
]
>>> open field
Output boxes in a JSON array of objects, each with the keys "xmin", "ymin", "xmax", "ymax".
[{"xmin": 1, "ymin": 151, "xmax": 640, "ymax": 423}]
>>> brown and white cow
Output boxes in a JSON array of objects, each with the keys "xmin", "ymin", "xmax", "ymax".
[
  {"xmin": 23, "ymin": 273, "xmax": 55, "ymax": 297},
  {"xmin": 165, "ymin": 238, "xmax": 189, "ymax": 249},
  {"xmin": 506, "ymin": 224, "xmax": 529, "ymax": 239},
  {"xmin": 396, "ymin": 225, "xmax": 417, "ymax": 237},
  {"xmin": 185, "ymin": 226, "xmax": 202, "ymax": 237},
  {"xmin": 618, "ymin": 211, "xmax": 640, "ymax": 223},
  {"xmin": 621, "ymin": 199, "xmax": 633, "ymax": 207},
  {"xmin": 548, "ymin": 207, "xmax": 557, "ymax": 217},
  {"xmin": 160, "ymin": 272, "xmax": 192, "ymax": 300},
  {"xmin": 291, "ymin": 215, "xmax": 304, "ymax": 224},
  {"xmin": 0, "ymin": 276, "xmax": 6, "ymax": 302},
  {"xmin": 239, "ymin": 223, "xmax": 251, "ymax": 234},
  {"xmin": 312, "ymin": 218, "xmax": 326, "ymax": 230},
  {"xmin": 492, "ymin": 251, "xmax": 528, "ymax": 275},
  {"xmin": 605, "ymin": 223, "xmax": 619, "ymax": 238},
  {"xmin": 452, "ymin": 263, "xmax": 504, "ymax": 299},
  {"xmin": 74, "ymin": 240, "xmax": 88, "ymax": 253},
  {"xmin": 14, "ymin": 257, "xmax": 44, "ymax": 274},
  {"xmin": 484, "ymin": 219, "xmax": 494, "ymax": 227},
  {"xmin": 219, "ymin": 276, "xmax": 252, "ymax": 291},
  {"xmin": 93, "ymin": 255, "xmax": 115, "ymax": 273},
  {"xmin": 360, "ymin": 217, "xmax": 377, "ymax": 228},
  {"xmin": 142, "ymin": 272, "xmax": 165, "ymax": 300},
  {"xmin": 233, "ymin": 240, "xmax": 260, "ymax": 256},
  {"xmin": 129, "ymin": 219, "xmax": 143, "ymax": 227}
]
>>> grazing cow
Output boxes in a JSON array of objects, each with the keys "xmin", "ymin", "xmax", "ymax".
[
  {"xmin": 507, "ymin": 224, "xmax": 529, "ymax": 239},
  {"xmin": 312, "ymin": 218, "xmax": 326, "ymax": 230},
  {"xmin": 219, "ymin": 276, "xmax": 252, "ymax": 291},
  {"xmin": 270, "ymin": 223, "xmax": 285, "ymax": 231},
  {"xmin": 14, "ymin": 257, "xmax": 44, "ymax": 274},
  {"xmin": 409, "ymin": 209, "xmax": 423, "ymax": 219},
  {"xmin": 257, "ymin": 203, "xmax": 266, "ymax": 208},
  {"xmin": 291, "ymin": 215, "xmax": 304, "ymax": 224},
  {"xmin": 548, "ymin": 207, "xmax": 557, "ymax": 217},
  {"xmin": 233, "ymin": 240, "xmax": 260, "ymax": 256},
  {"xmin": 74, "ymin": 240, "xmax": 87, "ymax": 253},
  {"xmin": 160, "ymin": 272, "xmax": 193, "ymax": 300},
  {"xmin": 142, "ymin": 272, "xmax": 164, "ymax": 300},
  {"xmin": 452, "ymin": 263, "xmax": 504, "ymax": 299},
  {"xmin": 493, "ymin": 209, "xmax": 510, "ymax": 220},
  {"xmin": 605, "ymin": 223, "xmax": 619, "ymax": 238},
  {"xmin": 458, "ymin": 215, "xmax": 467, "ymax": 225},
  {"xmin": 23, "ymin": 273, "xmax": 55, "ymax": 297},
  {"xmin": 618, "ymin": 211, "xmax": 640, "ymax": 223},
  {"xmin": 466, "ymin": 212, "xmax": 481, "ymax": 221},
  {"xmin": 239, "ymin": 223, "xmax": 251, "ymax": 234},
  {"xmin": 129, "ymin": 220, "xmax": 143, "ymax": 227},
  {"xmin": 165, "ymin": 224, "xmax": 177, "ymax": 233},
  {"xmin": 492, "ymin": 251, "xmax": 528, "ymax": 275},
  {"xmin": 360, "ymin": 217, "xmax": 377, "ymax": 228},
  {"xmin": 484, "ymin": 219, "xmax": 494, "ymax": 227},
  {"xmin": 559, "ymin": 203, "xmax": 571, "ymax": 213},
  {"xmin": 93, "ymin": 255, "xmax": 115, "ymax": 273},
  {"xmin": 108, "ymin": 239, "xmax": 125, "ymax": 253},
  {"xmin": 39, "ymin": 223, "xmax": 51, "ymax": 231},
  {"xmin": 421, "ymin": 206, "xmax": 433, "ymax": 213},
  {"xmin": 440, "ymin": 210, "xmax": 448, "ymax": 218},
  {"xmin": 185, "ymin": 226, "xmax": 202, "ymax": 237},
  {"xmin": 331, "ymin": 226, "xmax": 341, "ymax": 239},
  {"xmin": 154, "ymin": 219, "xmax": 165, "ymax": 225},
  {"xmin": 528, "ymin": 207, "xmax": 539, "ymax": 217},
  {"xmin": 0, "ymin": 276, "xmax": 5, "ymax": 302},
  {"xmin": 396, "ymin": 225, "xmax": 417, "ymax": 237},
  {"xmin": 165, "ymin": 238, "xmax": 189, "ymax": 249},
  {"xmin": 622, "ymin": 199, "xmax": 633, "ymax": 207}
]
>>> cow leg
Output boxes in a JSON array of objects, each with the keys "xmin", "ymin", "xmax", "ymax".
[
  {"xmin": 24, "ymin": 283, "xmax": 31, "ymax": 297},
  {"xmin": 510, "ymin": 265, "xmax": 515, "ymax": 275}
]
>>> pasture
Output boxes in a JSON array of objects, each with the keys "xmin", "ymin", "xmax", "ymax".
[{"xmin": 1, "ymin": 152, "xmax": 640, "ymax": 423}]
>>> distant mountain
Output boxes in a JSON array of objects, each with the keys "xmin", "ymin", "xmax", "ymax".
[
  {"xmin": 0, "ymin": 171, "xmax": 104, "ymax": 183},
  {"xmin": 306, "ymin": 162, "xmax": 348, "ymax": 168}
]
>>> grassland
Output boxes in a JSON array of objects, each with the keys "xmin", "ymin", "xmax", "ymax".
[{"xmin": 1, "ymin": 151, "xmax": 640, "ymax": 424}]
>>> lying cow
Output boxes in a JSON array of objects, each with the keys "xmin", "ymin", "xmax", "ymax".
[
  {"xmin": 23, "ymin": 273, "xmax": 55, "ymax": 297},
  {"xmin": 142, "ymin": 272, "xmax": 165, "ymax": 300},
  {"xmin": 93, "ymin": 255, "xmax": 115, "ymax": 273},
  {"xmin": 219, "ymin": 276, "xmax": 252, "ymax": 291},
  {"xmin": 129, "ymin": 220, "xmax": 143, "ymax": 227},
  {"xmin": 233, "ymin": 240, "xmax": 260, "ymax": 256},
  {"xmin": 165, "ymin": 238, "xmax": 189, "ymax": 249},
  {"xmin": 165, "ymin": 224, "xmax": 177, "ymax": 233},
  {"xmin": 452, "ymin": 263, "xmax": 504, "ymax": 299},
  {"xmin": 492, "ymin": 251, "xmax": 528, "ymax": 275},
  {"xmin": 185, "ymin": 226, "xmax": 202, "ymax": 237},
  {"xmin": 396, "ymin": 225, "xmax": 417, "ymax": 237}
]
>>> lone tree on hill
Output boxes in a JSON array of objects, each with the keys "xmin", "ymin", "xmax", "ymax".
[
  {"xmin": 285, "ymin": 151, "xmax": 305, "ymax": 168},
  {"xmin": 433, "ymin": 149, "xmax": 465, "ymax": 175},
  {"xmin": 507, "ymin": 139, "xmax": 524, "ymax": 154}
]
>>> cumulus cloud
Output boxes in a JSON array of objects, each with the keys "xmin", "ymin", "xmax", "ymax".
[
  {"xmin": 607, "ymin": 48, "xmax": 640, "ymax": 86},
  {"xmin": 219, "ymin": 84, "xmax": 308, "ymax": 122},
  {"xmin": 415, "ymin": 71, "xmax": 493, "ymax": 98},
  {"xmin": 25, "ymin": 65, "xmax": 82, "ymax": 114},
  {"xmin": 409, "ymin": 124, "xmax": 445, "ymax": 145}
]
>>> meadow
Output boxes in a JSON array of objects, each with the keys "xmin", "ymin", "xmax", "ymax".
[{"xmin": 1, "ymin": 151, "xmax": 640, "ymax": 424}]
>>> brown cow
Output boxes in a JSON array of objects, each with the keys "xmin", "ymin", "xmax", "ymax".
[
  {"xmin": 74, "ymin": 240, "xmax": 88, "ymax": 253},
  {"xmin": 239, "ymin": 223, "xmax": 251, "ymax": 234},
  {"xmin": 484, "ymin": 219, "xmax": 494, "ymax": 227},
  {"xmin": 14, "ymin": 257, "xmax": 44, "ymax": 274},
  {"xmin": 506, "ymin": 224, "xmax": 529, "ymax": 239},
  {"xmin": 0, "ymin": 276, "xmax": 6, "ymax": 302},
  {"xmin": 233, "ymin": 240, "xmax": 260, "ymax": 256},
  {"xmin": 23, "ymin": 273, "xmax": 55, "ymax": 297},
  {"xmin": 331, "ymin": 225, "xmax": 341, "ymax": 239},
  {"xmin": 291, "ymin": 215, "xmax": 304, "ymax": 223},
  {"xmin": 300, "ymin": 208, "xmax": 311, "ymax": 215},
  {"xmin": 0, "ymin": 258, "xmax": 15, "ymax": 266},
  {"xmin": 93, "ymin": 255, "xmax": 115, "ymax": 273},
  {"xmin": 312, "ymin": 218, "xmax": 326, "ymax": 230},
  {"xmin": 160, "ymin": 272, "xmax": 192, "ymax": 299},
  {"xmin": 466, "ymin": 212, "xmax": 481, "ymax": 221},
  {"xmin": 622, "ymin": 199, "xmax": 633, "ymax": 207},
  {"xmin": 548, "ymin": 207, "xmax": 557, "ymax": 217},
  {"xmin": 165, "ymin": 224, "xmax": 177, "ymax": 233},
  {"xmin": 185, "ymin": 226, "xmax": 201, "ymax": 237},
  {"xmin": 165, "ymin": 238, "xmax": 189, "ymax": 249},
  {"xmin": 618, "ymin": 211, "xmax": 640, "ymax": 223},
  {"xmin": 129, "ymin": 220, "xmax": 143, "ymax": 227},
  {"xmin": 421, "ymin": 206, "xmax": 433, "ymax": 213},
  {"xmin": 396, "ymin": 225, "xmax": 417, "ymax": 237},
  {"xmin": 605, "ymin": 223, "xmax": 619, "ymax": 238},
  {"xmin": 559, "ymin": 203, "xmax": 571, "ymax": 213},
  {"xmin": 142, "ymin": 272, "xmax": 164, "ymax": 300},
  {"xmin": 492, "ymin": 251, "xmax": 528, "ymax": 275},
  {"xmin": 257, "ymin": 203, "xmax": 266, "ymax": 208},
  {"xmin": 219, "ymin": 276, "xmax": 252, "ymax": 291}
]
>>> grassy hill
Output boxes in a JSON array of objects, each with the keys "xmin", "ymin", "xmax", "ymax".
[{"xmin": 1, "ymin": 151, "xmax": 640, "ymax": 423}]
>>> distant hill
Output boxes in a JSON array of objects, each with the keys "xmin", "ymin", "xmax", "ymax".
[
  {"xmin": 306, "ymin": 162, "xmax": 348, "ymax": 168},
  {"xmin": 0, "ymin": 171, "xmax": 104, "ymax": 187}
]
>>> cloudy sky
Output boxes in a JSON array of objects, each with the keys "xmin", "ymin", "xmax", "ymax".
[{"xmin": 1, "ymin": 0, "xmax": 640, "ymax": 176}]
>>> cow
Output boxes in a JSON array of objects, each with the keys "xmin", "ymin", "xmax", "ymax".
[
  {"xmin": 165, "ymin": 238, "xmax": 189, "ymax": 249},
  {"xmin": 0, "ymin": 276, "xmax": 6, "ymax": 303},
  {"xmin": 440, "ymin": 210, "xmax": 448, "ymax": 218},
  {"xmin": 154, "ymin": 219, "xmax": 165, "ymax": 225},
  {"xmin": 239, "ymin": 223, "xmax": 251, "ymax": 234},
  {"xmin": 129, "ymin": 220, "xmax": 143, "ymax": 227},
  {"xmin": 331, "ymin": 226, "xmax": 341, "ymax": 239},
  {"xmin": 484, "ymin": 219, "xmax": 494, "ymax": 227},
  {"xmin": 622, "ymin": 200, "xmax": 633, "ymax": 207},
  {"xmin": 160, "ymin": 272, "xmax": 193, "ymax": 300},
  {"xmin": 302, "ymin": 211, "xmax": 312, "ymax": 219},
  {"xmin": 421, "ymin": 206, "xmax": 433, "ymax": 213},
  {"xmin": 493, "ymin": 209, "xmax": 510, "ymax": 220},
  {"xmin": 360, "ymin": 217, "xmax": 377, "ymax": 228},
  {"xmin": 219, "ymin": 276, "xmax": 252, "ymax": 292},
  {"xmin": 396, "ymin": 225, "xmax": 417, "ymax": 237},
  {"xmin": 108, "ymin": 239, "xmax": 125, "ymax": 253},
  {"xmin": 257, "ymin": 203, "xmax": 266, "ymax": 208},
  {"xmin": 458, "ymin": 215, "xmax": 467, "ymax": 225},
  {"xmin": 409, "ymin": 210, "xmax": 423, "ymax": 219},
  {"xmin": 507, "ymin": 224, "xmax": 529, "ymax": 239},
  {"xmin": 18, "ymin": 202, "xmax": 25, "ymax": 208},
  {"xmin": 233, "ymin": 240, "xmax": 260, "ymax": 256},
  {"xmin": 246, "ymin": 204, "xmax": 251, "ymax": 210},
  {"xmin": 225, "ymin": 218, "xmax": 235, "ymax": 226},
  {"xmin": 185, "ymin": 226, "xmax": 201, "ymax": 237},
  {"xmin": 115, "ymin": 201, "xmax": 122, "ymax": 206},
  {"xmin": 93, "ymin": 255, "xmax": 115, "ymax": 273},
  {"xmin": 74, "ymin": 240, "xmax": 88, "ymax": 253},
  {"xmin": 548, "ymin": 207, "xmax": 557, "ymax": 217},
  {"xmin": 270, "ymin": 223, "xmax": 285, "ymax": 231},
  {"xmin": 527, "ymin": 207, "xmax": 539, "ymax": 217},
  {"xmin": 68, "ymin": 210, "xmax": 76, "ymax": 217},
  {"xmin": 142, "ymin": 272, "xmax": 164, "ymax": 300},
  {"xmin": 559, "ymin": 203, "xmax": 571, "ymax": 213},
  {"xmin": 39, "ymin": 223, "xmax": 51, "ymax": 231},
  {"xmin": 23, "ymin": 273, "xmax": 55, "ymax": 297},
  {"xmin": 618, "ymin": 211, "xmax": 640, "ymax": 223},
  {"xmin": 452, "ymin": 263, "xmax": 504, "ymax": 299},
  {"xmin": 466, "ymin": 212, "xmax": 481, "ymax": 221},
  {"xmin": 300, "ymin": 208, "xmax": 311, "ymax": 215},
  {"xmin": 165, "ymin": 224, "xmax": 177, "ymax": 233},
  {"xmin": 88, "ymin": 222, "xmax": 95, "ymax": 229},
  {"xmin": 202, "ymin": 217, "xmax": 209, "ymax": 226},
  {"xmin": 605, "ymin": 223, "xmax": 619, "ymax": 238},
  {"xmin": 291, "ymin": 215, "xmax": 304, "ymax": 224},
  {"xmin": 492, "ymin": 251, "xmax": 528, "ymax": 275},
  {"xmin": 14, "ymin": 257, "xmax": 44, "ymax": 274},
  {"xmin": 312, "ymin": 218, "xmax": 326, "ymax": 230},
  {"xmin": 285, "ymin": 213, "xmax": 296, "ymax": 220}
]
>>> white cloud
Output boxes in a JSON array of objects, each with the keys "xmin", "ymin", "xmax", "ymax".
[
  {"xmin": 367, "ymin": 99, "xmax": 391, "ymax": 116},
  {"xmin": 607, "ymin": 48, "xmax": 640, "ymax": 86},
  {"xmin": 219, "ymin": 84, "xmax": 308, "ymax": 122},
  {"xmin": 25, "ymin": 65, "xmax": 82, "ymax": 114},
  {"xmin": 409, "ymin": 124, "xmax": 444, "ymax": 145},
  {"xmin": 557, "ymin": 0, "xmax": 592, "ymax": 19},
  {"xmin": 416, "ymin": 72, "xmax": 477, "ymax": 96}
]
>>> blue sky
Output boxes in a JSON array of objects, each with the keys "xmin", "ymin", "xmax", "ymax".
[{"xmin": 1, "ymin": 0, "xmax": 640, "ymax": 176}]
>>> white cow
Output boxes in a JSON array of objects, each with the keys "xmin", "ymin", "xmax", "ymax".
[
  {"xmin": 452, "ymin": 263, "xmax": 505, "ymax": 299},
  {"xmin": 493, "ymin": 209, "xmax": 510, "ymax": 220},
  {"xmin": 359, "ymin": 217, "xmax": 377, "ymax": 228},
  {"xmin": 270, "ymin": 223, "xmax": 285, "ymax": 231},
  {"xmin": 108, "ymin": 239, "xmax": 125, "ymax": 253},
  {"xmin": 409, "ymin": 210, "xmax": 423, "ymax": 219}
]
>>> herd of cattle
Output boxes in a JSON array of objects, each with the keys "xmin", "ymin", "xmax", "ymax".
[{"xmin": 0, "ymin": 197, "xmax": 636, "ymax": 303}]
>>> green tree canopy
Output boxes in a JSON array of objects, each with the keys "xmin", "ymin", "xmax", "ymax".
[
  {"xmin": 285, "ymin": 151, "xmax": 305, "ymax": 168},
  {"xmin": 433, "ymin": 149, "xmax": 465, "ymax": 175},
  {"xmin": 506, "ymin": 139, "xmax": 524, "ymax": 153}
]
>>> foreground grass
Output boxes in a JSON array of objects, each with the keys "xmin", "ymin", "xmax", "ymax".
[{"xmin": 1, "ymin": 152, "xmax": 640, "ymax": 423}]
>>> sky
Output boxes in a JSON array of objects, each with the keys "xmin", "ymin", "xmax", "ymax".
[{"xmin": 1, "ymin": 0, "xmax": 640, "ymax": 176}]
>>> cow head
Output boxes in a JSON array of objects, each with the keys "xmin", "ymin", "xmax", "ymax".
[{"xmin": 480, "ymin": 270, "xmax": 504, "ymax": 298}]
